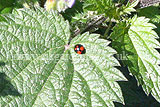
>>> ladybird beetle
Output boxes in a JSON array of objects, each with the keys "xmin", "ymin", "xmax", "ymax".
[{"xmin": 74, "ymin": 44, "xmax": 86, "ymax": 54}]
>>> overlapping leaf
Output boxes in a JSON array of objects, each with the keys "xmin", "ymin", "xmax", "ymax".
[
  {"xmin": 138, "ymin": 6, "xmax": 160, "ymax": 35},
  {"xmin": 111, "ymin": 16, "xmax": 160, "ymax": 102},
  {"xmin": 120, "ymin": 0, "xmax": 139, "ymax": 15},
  {"xmin": 0, "ymin": 8, "xmax": 126, "ymax": 106}
]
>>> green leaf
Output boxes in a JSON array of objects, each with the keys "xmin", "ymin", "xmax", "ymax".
[
  {"xmin": 1, "ymin": 7, "xmax": 13, "ymax": 14},
  {"xmin": 138, "ymin": 6, "xmax": 160, "ymax": 23},
  {"xmin": 120, "ymin": 0, "xmax": 139, "ymax": 15},
  {"xmin": 0, "ymin": 8, "xmax": 126, "ymax": 106},
  {"xmin": 138, "ymin": 6, "xmax": 160, "ymax": 35},
  {"xmin": 83, "ymin": 0, "xmax": 138, "ymax": 20},
  {"xmin": 111, "ymin": 16, "xmax": 160, "ymax": 103},
  {"xmin": 83, "ymin": 0, "xmax": 117, "ymax": 18},
  {"xmin": 68, "ymin": 33, "xmax": 127, "ymax": 106}
]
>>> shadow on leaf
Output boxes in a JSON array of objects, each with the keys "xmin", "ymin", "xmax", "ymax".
[
  {"xmin": 138, "ymin": 6, "xmax": 160, "ymax": 36},
  {"xmin": 0, "ymin": 61, "xmax": 6, "ymax": 66},
  {"xmin": 0, "ymin": 72, "xmax": 21, "ymax": 96},
  {"xmin": 114, "ymin": 66, "xmax": 160, "ymax": 107}
]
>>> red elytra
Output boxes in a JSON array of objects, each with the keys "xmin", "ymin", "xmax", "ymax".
[
  {"xmin": 77, "ymin": 51, "xmax": 82, "ymax": 54},
  {"xmin": 80, "ymin": 46, "xmax": 84, "ymax": 51},
  {"xmin": 74, "ymin": 44, "xmax": 86, "ymax": 54}
]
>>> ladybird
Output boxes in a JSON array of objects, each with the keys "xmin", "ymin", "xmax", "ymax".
[{"xmin": 74, "ymin": 44, "xmax": 86, "ymax": 54}]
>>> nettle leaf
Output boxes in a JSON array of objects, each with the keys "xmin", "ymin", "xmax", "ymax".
[
  {"xmin": 84, "ymin": 0, "xmax": 117, "ymax": 18},
  {"xmin": 120, "ymin": 0, "xmax": 139, "ymax": 15},
  {"xmin": 138, "ymin": 6, "xmax": 160, "ymax": 23},
  {"xmin": 68, "ymin": 33, "xmax": 127, "ymax": 106},
  {"xmin": 0, "ymin": 8, "xmax": 126, "ymax": 106},
  {"xmin": 111, "ymin": 16, "xmax": 160, "ymax": 102},
  {"xmin": 138, "ymin": 6, "xmax": 160, "ymax": 35}
]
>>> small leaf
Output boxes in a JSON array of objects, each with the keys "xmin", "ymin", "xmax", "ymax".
[
  {"xmin": 83, "ymin": 0, "xmax": 116, "ymax": 18},
  {"xmin": 121, "ymin": 0, "xmax": 139, "ymax": 15},
  {"xmin": 1, "ymin": 7, "xmax": 13, "ymax": 14}
]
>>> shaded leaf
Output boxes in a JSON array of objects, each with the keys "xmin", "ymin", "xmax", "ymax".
[
  {"xmin": 138, "ymin": 6, "xmax": 160, "ymax": 35},
  {"xmin": 111, "ymin": 16, "xmax": 160, "ymax": 103}
]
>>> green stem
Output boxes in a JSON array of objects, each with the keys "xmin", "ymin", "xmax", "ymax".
[{"xmin": 104, "ymin": 19, "xmax": 112, "ymax": 39}]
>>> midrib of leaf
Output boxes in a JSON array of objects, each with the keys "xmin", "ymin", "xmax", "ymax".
[
  {"xmin": 40, "ymin": 12, "xmax": 69, "ymax": 43},
  {"xmin": 138, "ymin": 57, "xmax": 154, "ymax": 93},
  {"xmin": 1, "ymin": 41, "xmax": 49, "ymax": 51},
  {"xmin": 145, "ymin": 59, "xmax": 160, "ymax": 76},
  {"xmin": 2, "ymin": 47, "xmax": 64, "ymax": 106},
  {"xmin": 91, "ymin": 91, "xmax": 108, "ymax": 106},
  {"xmin": 129, "ymin": 29, "xmax": 159, "ymax": 61},
  {"xmin": 144, "ymin": 59, "xmax": 160, "ymax": 92},
  {"xmin": 31, "ymin": 50, "xmax": 66, "ymax": 106},
  {"xmin": 65, "ymin": 99, "xmax": 74, "ymax": 107},
  {"xmin": 1, "ymin": 46, "xmax": 53, "ymax": 83},
  {"xmin": 0, "ymin": 28, "xmax": 20, "ymax": 41},
  {"xmin": 20, "ymin": 10, "xmax": 42, "ymax": 28},
  {"xmin": 69, "ymin": 71, "xmax": 92, "ymax": 107},
  {"xmin": 128, "ymin": 27, "xmax": 159, "ymax": 94}
]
